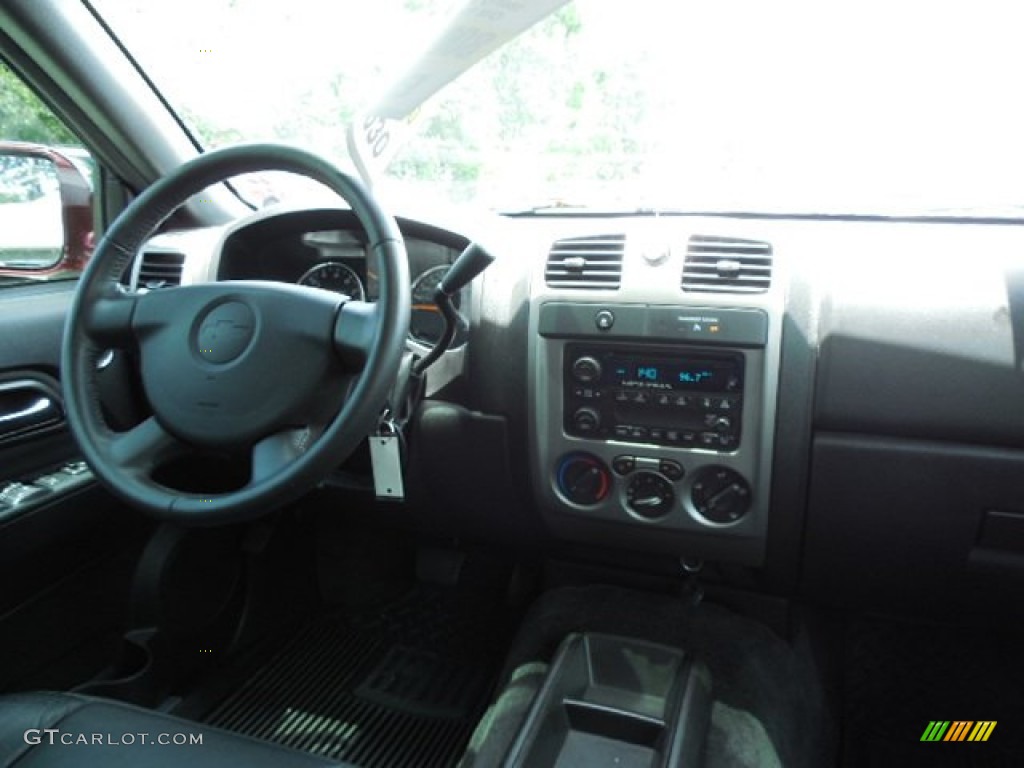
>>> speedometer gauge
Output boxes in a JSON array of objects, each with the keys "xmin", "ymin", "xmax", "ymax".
[
  {"xmin": 410, "ymin": 264, "xmax": 458, "ymax": 345},
  {"xmin": 297, "ymin": 261, "xmax": 365, "ymax": 300}
]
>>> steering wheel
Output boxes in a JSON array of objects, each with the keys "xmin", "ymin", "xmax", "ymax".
[{"xmin": 61, "ymin": 144, "xmax": 410, "ymax": 524}]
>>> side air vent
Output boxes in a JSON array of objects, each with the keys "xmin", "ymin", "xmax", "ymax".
[
  {"xmin": 682, "ymin": 236, "xmax": 772, "ymax": 293},
  {"xmin": 545, "ymin": 234, "xmax": 625, "ymax": 290},
  {"xmin": 136, "ymin": 251, "xmax": 185, "ymax": 290}
]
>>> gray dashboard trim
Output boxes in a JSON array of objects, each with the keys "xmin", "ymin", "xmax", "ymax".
[{"xmin": 527, "ymin": 223, "xmax": 785, "ymax": 566}]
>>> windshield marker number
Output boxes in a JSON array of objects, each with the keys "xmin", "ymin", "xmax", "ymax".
[{"xmin": 363, "ymin": 116, "xmax": 390, "ymax": 159}]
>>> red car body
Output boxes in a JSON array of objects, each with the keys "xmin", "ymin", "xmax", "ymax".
[{"xmin": 0, "ymin": 141, "xmax": 93, "ymax": 279}]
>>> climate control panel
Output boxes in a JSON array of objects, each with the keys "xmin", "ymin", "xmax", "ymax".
[{"xmin": 553, "ymin": 451, "xmax": 752, "ymax": 526}]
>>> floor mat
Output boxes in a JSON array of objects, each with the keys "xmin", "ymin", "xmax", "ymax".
[
  {"xmin": 203, "ymin": 586, "xmax": 512, "ymax": 767},
  {"xmin": 841, "ymin": 617, "xmax": 1024, "ymax": 767}
]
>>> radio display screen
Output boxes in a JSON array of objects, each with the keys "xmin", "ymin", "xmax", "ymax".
[{"xmin": 609, "ymin": 355, "xmax": 740, "ymax": 392}]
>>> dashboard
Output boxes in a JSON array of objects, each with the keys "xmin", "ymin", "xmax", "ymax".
[
  {"xmin": 212, "ymin": 208, "xmax": 469, "ymax": 347},
  {"xmin": 132, "ymin": 203, "xmax": 1024, "ymax": 616}
]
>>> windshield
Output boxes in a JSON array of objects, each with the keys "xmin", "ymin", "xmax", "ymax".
[{"xmin": 92, "ymin": 0, "xmax": 1024, "ymax": 216}]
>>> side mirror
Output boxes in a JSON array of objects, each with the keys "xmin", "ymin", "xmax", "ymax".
[{"xmin": 0, "ymin": 143, "xmax": 93, "ymax": 279}]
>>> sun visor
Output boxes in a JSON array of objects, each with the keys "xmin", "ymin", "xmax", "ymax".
[{"xmin": 347, "ymin": 0, "xmax": 568, "ymax": 185}]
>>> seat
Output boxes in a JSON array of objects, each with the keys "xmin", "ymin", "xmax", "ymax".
[{"xmin": 0, "ymin": 692, "xmax": 348, "ymax": 767}]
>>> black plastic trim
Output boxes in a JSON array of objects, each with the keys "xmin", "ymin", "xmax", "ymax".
[{"xmin": 0, "ymin": 376, "xmax": 64, "ymax": 444}]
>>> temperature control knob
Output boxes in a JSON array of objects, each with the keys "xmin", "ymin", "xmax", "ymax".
[
  {"xmin": 571, "ymin": 356, "xmax": 603, "ymax": 384},
  {"xmin": 556, "ymin": 453, "xmax": 611, "ymax": 506},
  {"xmin": 690, "ymin": 467, "xmax": 751, "ymax": 524},
  {"xmin": 625, "ymin": 472, "xmax": 675, "ymax": 519}
]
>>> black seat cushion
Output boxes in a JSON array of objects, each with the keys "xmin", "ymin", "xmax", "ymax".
[{"xmin": 0, "ymin": 692, "xmax": 347, "ymax": 767}]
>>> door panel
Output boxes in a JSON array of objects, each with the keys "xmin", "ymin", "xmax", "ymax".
[
  {"xmin": 0, "ymin": 62, "xmax": 147, "ymax": 691},
  {"xmin": 0, "ymin": 280, "xmax": 147, "ymax": 692}
]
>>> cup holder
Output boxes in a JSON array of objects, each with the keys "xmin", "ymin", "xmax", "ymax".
[{"xmin": 503, "ymin": 633, "xmax": 711, "ymax": 767}]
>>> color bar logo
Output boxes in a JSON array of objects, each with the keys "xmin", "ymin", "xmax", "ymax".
[{"xmin": 921, "ymin": 721, "xmax": 996, "ymax": 742}]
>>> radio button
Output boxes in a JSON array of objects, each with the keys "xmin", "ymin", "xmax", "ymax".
[
  {"xmin": 716, "ymin": 397, "xmax": 738, "ymax": 411},
  {"xmin": 635, "ymin": 457, "xmax": 660, "ymax": 471},
  {"xmin": 595, "ymin": 309, "xmax": 615, "ymax": 330},
  {"xmin": 655, "ymin": 393, "xmax": 672, "ymax": 406},
  {"xmin": 704, "ymin": 414, "xmax": 733, "ymax": 432},
  {"xmin": 680, "ymin": 431, "xmax": 697, "ymax": 445},
  {"xmin": 614, "ymin": 425, "xmax": 631, "ymax": 438},
  {"xmin": 629, "ymin": 426, "xmax": 648, "ymax": 439},
  {"xmin": 674, "ymin": 395, "xmax": 691, "ymax": 408},
  {"xmin": 700, "ymin": 432, "xmax": 720, "ymax": 447},
  {"xmin": 699, "ymin": 396, "xmax": 714, "ymax": 410},
  {"xmin": 571, "ymin": 356, "xmax": 603, "ymax": 384},
  {"xmin": 665, "ymin": 429, "xmax": 681, "ymax": 443},
  {"xmin": 614, "ymin": 390, "xmax": 629, "ymax": 403},
  {"xmin": 572, "ymin": 407, "xmax": 601, "ymax": 433},
  {"xmin": 649, "ymin": 427, "xmax": 665, "ymax": 441},
  {"xmin": 659, "ymin": 460, "xmax": 685, "ymax": 481},
  {"xmin": 632, "ymin": 391, "xmax": 650, "ymax": 405},
  {"xmin": 612, "ymin": 455, "xmax": 636, "ymax": 475}
]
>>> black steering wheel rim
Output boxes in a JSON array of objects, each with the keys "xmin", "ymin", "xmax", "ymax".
[{"xmin": 62, "ymin": 143, "xmax": 410, "ymax": 524}]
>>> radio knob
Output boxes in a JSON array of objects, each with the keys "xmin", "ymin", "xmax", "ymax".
[
  {"xmin": 572, "ymin": 407, "xmax": 601, "ymax": 434},
  {"xmin": 571, "ymin": 356, "xmax": 603, "ymax": 384},
  {"xmin": 713, "ymin": 416, "xmax": 732, "ymax": 432}
]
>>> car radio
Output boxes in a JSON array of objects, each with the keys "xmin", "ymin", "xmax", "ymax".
[{"xmin": 562, "ymin": 344, "xmax": 744, "ymax": 451}]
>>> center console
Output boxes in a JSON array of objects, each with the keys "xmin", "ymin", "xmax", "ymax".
[
  {"xmin": 503, "ymin": 633, "xmax": 711, "ymax": 767},
  {"xmin": 528, "ymin": 227, "xmax": 783, "ymax": 565}
]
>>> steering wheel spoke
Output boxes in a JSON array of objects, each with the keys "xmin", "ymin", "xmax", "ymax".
[
  {"xmin": 83, "ymin": 291, "xmax": 138, "ymax": 346},
  {"xmin": 250, "ymin": 428, "xmax": 312, "ymax": 486},
  {"xmin": 333, "ymin": 300, "xmax": 381, "ymax": 370},
  {"xmin": 108, "ymin": 416, "xmax": 184, "ymax": 472}
]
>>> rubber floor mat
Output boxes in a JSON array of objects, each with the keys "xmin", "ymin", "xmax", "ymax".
[{"xmin": 204, "ymin": 587, "xmax": 510, "ymax": 767}]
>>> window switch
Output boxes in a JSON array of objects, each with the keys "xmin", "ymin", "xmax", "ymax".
[
  {"xmin": 0, "ymin": 482, "xmax": 50, "ymax": 507},
  {"xmin": 35, "ymin": 473, "xmax": 72, "ymax": 491}
]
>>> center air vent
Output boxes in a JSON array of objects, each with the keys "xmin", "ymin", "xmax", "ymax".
[
  {"xmin": 545, "ymin": 234, "xmax": 625, "ymax": 290},
  {"xmin": 136, "ymin": 251, "xmax": 185, "ymax": 290},
  {"xmin": 682, "ymin": 235, "xmax": 772, "ymax": 294}
]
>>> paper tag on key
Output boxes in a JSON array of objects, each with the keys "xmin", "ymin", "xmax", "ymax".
[{"xmin": 369, "ymin": 434, "xmax": 405, "ymax": 501}]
